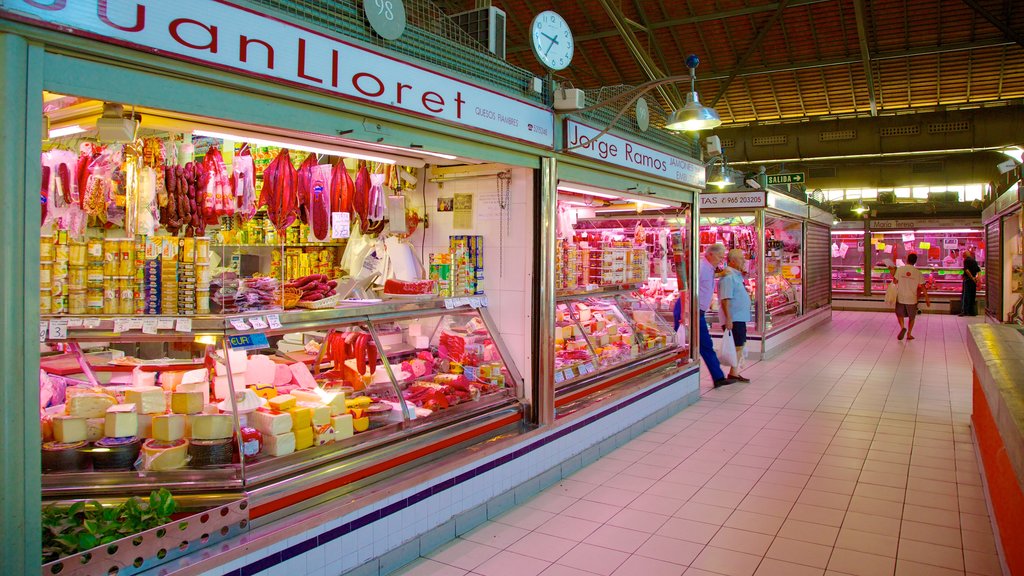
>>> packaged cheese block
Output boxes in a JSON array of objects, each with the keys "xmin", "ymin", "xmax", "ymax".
[
  {"xmin": 140, "ymin": 438, "xmax": 189, "ymax": 470},
  {"xmin": 299, "ymin": 402, "xmax": 331, "ymax": 427},
  {"xmin": 291, "ymin": 389, "xmax": 346, "ymax": 416},
  {"xmin": 68, "ymin": 393, "xmax": 115, "ymax": 418},
  {"xmin": 52, "ymin": 416, "xmax": 88, "ymax": 443},
  {"xmin": 409, "ymin": 335, "xmax": 430, "ymax": 349},
  {"xmin": 250, "ymin": 382, "xmax": 278, "ymax": 400},
  {"xmin": 190, "ymin": 414, "xmax": 234, "ymax": 440},
  {"xmin": 176, "ymin": 372, "xmax": 210, "ymax": 404},
  {"xmin": 84, "ymin": 417, "xmax": 105, "ymax": 442},
  {"xmin": 331, "ymin": 414, "xmax": 354, "ymax": 440},
  {"xmin": 215, "ymin": 349, "xmax": 248, "ymax": 375},
  {"xmin": 274, "ymin": 364, "xmax": 293, "ymax": 386},
  {"xmin": 288, "ymin": 362, "xmax": 317, "ymax": 389},
  {"xmin": 104, "ymin": 404, "xmax": 138, "ymax": 438},
  {"xmin": 288, "ymin": 406, "xmax": 312, "ymax": 430},
  {"xmin": 171, "ymin": 391, "xmax": 204, "ymax": 414},
  {"xmin": 213, "ymin": 373, "xmax": 247, "ymax": 401},
  {"xmin": 249, "ymin": 409, "xmax": 293, "ymax": 436},
  {"xmin": 152, "ymin": 414, "xmax": 186, "ymax": 442},
  {"xmin": 294, "ymin": 425, "xmax": 314, "ymax": 450},
  {"xmin": 125, "ymin": 386, "xmax": 166, "ymax": 415},
  {"xmin": 313, "ymin": 424, "xmax": 335, "ymax": 445},
  {"xmin": 262, "ymin": 432, "xmax": 295, "ymax": 457},
  {"xmin": 131, "ymin": 367, "xmax": 157, "ymax": 388},
  {"xmin": 245, "ymin": 354, "xmax": 277, "ymax": 386},
  {"xmin": 269, "ymin": 394, "xmax": 296, "ymax": 411}
]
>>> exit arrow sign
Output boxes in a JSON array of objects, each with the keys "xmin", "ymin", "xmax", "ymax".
[{"xmin": 766, "ymin": 173, "xmax": 805, "ymax": 184}]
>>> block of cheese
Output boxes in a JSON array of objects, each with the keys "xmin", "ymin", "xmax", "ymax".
[
  {"xmin": 269, "ymin": 394, "xmax": 296, "ymax": 411},
  {"xmin": 409, "ymin": 335, "xmax": 430, "ymax": 349},
  {"xmin": 288, "ymin": 406, "xmax": 312, "ymax": 431},
  {"xmin": 245, "ymin": 354, "xmax": 277, "ymax": 386},
  {"xmin": 84, "ymin": 417, "xmax": 105, "ymax": 442},
  {"xmin": 176, "ymin": 370, "xmax": 210, "ymax": 403},
  {"xmin": 152, "ymin": 414, "xmax": 186, "ymax": 442},
  {"xmin": 68, "ymin": 393, "xmax": 116, "ymax": 418},
  {"xmin": 294, "ymin": 425, "xmax": 314, "ymax": 450},
  {"xmin": 171, "ymin": 391, "xmax": 204, "ymax": 415},
  {"xmin": 313, "ymin": 424, "xmax": 335, "ymax": 445},
  {"xmin": 331, "ymin": 414, "xmax": 354, "ymax": 440},
  {"xmin": 214, "ymin": 349, "xmax": 248, "ymax": 375},
  {"xmin": 40, "ymin": 416, "xmax": 54, "ymax": 442},
  {"xmin": 137, "ymin": 413, "xmax": 153, "ymax": 438},
  {"xmin": 353, "ymin": 416, "xmax": 369, "ymax": 433},
  {"xmin": 125, "ymin": 386, "xmax": 166, "ymax": 415},
  {"xmin": 190, "ymin": 414, "xmax": 234, "ymax": 440},
  {"xmin": 299, "ymin": 402, "xmax": 330, "ymax": 427},
  {"xmin": 407, "ymin": 323, "xmax": 423, "ymax": 337},
  {"xmin": 262, "ymin": 432, "xmax": 295, "ymax": 457},
  {"xmin": 288, "ymin": 362, "xmax": 317, "ymax": 389},
  {"xmin": 104, "ymin": 404, "xmax": 138, "ymax": 438},
  {"xmin": 274, "ymin": 364, "xmax": 293, "ymax": 386},
  {"xmin": 291, "ymin": 389, "xmax": 346, "ymax": 416},
  {"xmin": 249, "ymin": 409, "xmax": 293, "ymax": 436},
  {"xmin": 140, "ymin": 439, "xmax": 188, "ymax": 470},
  {"xmin": 52, "ymin": 416, "xmax": 88, "ymax": 443}
]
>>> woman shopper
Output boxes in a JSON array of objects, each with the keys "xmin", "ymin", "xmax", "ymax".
[
  {"xmin": 959, "ymin": 250, "xmax": 982, "ymax": 316},
  {"xmin": 719, "ymin": 249, "xmax": 752, "ymax": 382}
]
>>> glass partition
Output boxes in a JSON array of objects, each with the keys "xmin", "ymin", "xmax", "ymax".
[{"xmin": 764, "ymin": 216, "xmax": 803, "ymax": 330}]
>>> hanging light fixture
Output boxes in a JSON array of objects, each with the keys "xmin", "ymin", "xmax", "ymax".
[
  {"xmin": 665, "ymin": 55, "xmax": 722, "ymax": 132},
  {"xmin": 707, "ymin": 157, "xmax": 733, "ymax": 188}
]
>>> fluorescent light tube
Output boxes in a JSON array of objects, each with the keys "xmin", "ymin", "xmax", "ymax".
[
  {"xmin": 48, "ymin": 125, "xmax": 87, "ymax": 138},
  {"xmin": 193, "ymin": 129, "xmax": 397, "ymax": 165}
]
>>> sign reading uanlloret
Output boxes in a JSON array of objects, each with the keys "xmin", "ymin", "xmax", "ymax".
[
  {"xmin": 0, "ymin": 0, "xmax": 554, "ymax": 147},
  {"xmin": 564, "ymin": 120, "xmax": 705, "ymax": 188}
]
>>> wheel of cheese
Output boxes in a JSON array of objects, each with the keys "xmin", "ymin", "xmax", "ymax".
[
  {"xmin": 41, "ymin": 440, "xmax": 89, "ymax": 473},
  {"xmin": 91, "ymin": 437, "xmax": 142, "ymax": 471},
  {"xmin": 140, "ymin": 438, "xmax": 189, "ymax": 471},
  {"xmin": 188, "ymin": 438, "xmax": 234, "ymax": 468}
]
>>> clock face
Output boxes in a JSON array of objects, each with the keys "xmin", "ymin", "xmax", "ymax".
[{"xmin": 530, "ymin": 11, "xmax": 574, "ymax": 71}]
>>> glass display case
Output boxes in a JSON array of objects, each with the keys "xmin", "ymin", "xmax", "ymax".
[
  {"xmin": 764, "ymin": 216, "xmax": 803, "ymax": 329},
  {"xmin": 698, "ymin": 216, "xmax": 760, "ymax": 332},
  {"xmin": 868, "ymin": 228, "xmax": 986, "ymax": 297},
  {"xmin": 38, "ymin": 300, "xmax": 521, "ymax": 498},
  {"xmin": 831, "ymin": 231, "xmax": 868, "ymax": 294},
  {"xmin": 554, "ymin": 292, "xmax": 677, "ymax": 389}
]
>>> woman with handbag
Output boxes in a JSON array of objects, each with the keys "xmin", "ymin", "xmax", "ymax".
[{"xmin": 719, "ymin": 249, "xmax": 753, "ymax": 382}]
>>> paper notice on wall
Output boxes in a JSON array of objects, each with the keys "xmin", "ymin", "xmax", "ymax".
[
  {"xmin": 884, "ymin": 244, "xmax": 894, "ymax": 253},
  {"xmin": 876, "ymin": 242, "xmax": 886, "ymax": 250},
  {"xmin": 477, "ymin": 190, "xmax": 502, "ymax": 222},
  {"xmin": 943, "ymin": 238, "xmax": 959, "ymax": 248},
  {"xmin": 902, "ymin": 233, "xmax": 915, "ymax": 242},
  {"xmin": 832, "ymin": 243, "xmax": 840, "ymax": 257},
  {"xmin": 919, "ymin": 241, "xmax": 931, "ymax": 250},
  {"xmin": 839, "ymin": 243, "xmax": 850, "ymax": 258},
  {"xmin": 453, "ymin": 193, "xmax": 473, "ymax": 229}
]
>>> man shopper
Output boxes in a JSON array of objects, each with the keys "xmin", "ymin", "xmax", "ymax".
[
  {"xmin": 959, "ymin": 250, "xmax": 982, "ymax": 316},
  {"xmin": 719, "ymin": 249, "xmax": 752, "ymax": 382},
  {"xmin": 698, "ymin": 243, "xmax": 737, "ymax": 387},
  {"xmin": 894, "ymin": 252, "xmax": 931, "ymax": 340}
]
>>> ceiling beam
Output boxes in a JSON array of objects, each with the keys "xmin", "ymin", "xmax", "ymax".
[
  {"xmin": 711, "ymin": 0, "xmax": 793, "ymax": 107},
  {"xmin": 506, "ymin": 0, "xmax": 834, "ymax": 53},
  {"xmin": 852, "ymin": 0, "xmax": 878, "ymax": 115},
  {"xmin": 596, "ymin": 0, "xmax": 684, "ymax": 108},
  {"xmin": 961, "ymin": 0, "xmax": 1024, "ymax": 48}
]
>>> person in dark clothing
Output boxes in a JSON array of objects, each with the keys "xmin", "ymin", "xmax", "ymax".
[{"xmin": 959, "ymin": 250, "xmax": 982, "ymax": 316}]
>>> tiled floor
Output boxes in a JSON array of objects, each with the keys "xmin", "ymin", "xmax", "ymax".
[{"xmin": 393, "ymin": 311, "xmax": 1003, "ymax": 576}]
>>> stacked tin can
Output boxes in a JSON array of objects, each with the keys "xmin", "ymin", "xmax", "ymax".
[
  {"xmin": 196, "ymin": 237, "xmax": 210, "ymax": 314},
  {"xmin": 39, "ymin": 235, "xmax": 54, "ymax": 314},
  {"xmin": 160, "ymin": 237, "xmax": 178, "ymax": 315},
  {"xmin": 85, "ymin": 238, "xmax": 104, "ymax": 314},
  {"xmin": 50, "ymin": 232, "xmax": 70, "ymax": 314}
]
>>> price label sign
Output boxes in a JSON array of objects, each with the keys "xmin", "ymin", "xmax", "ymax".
[
  {"xmin": 554, "ymin": 370, "xmax": 565, "ymax": 383},
  {"xmin": 127, "ymin": 318, "xmax": 144, "ymax": 330},
  {"xmin": 67, "ymin": 318, "xmax": 83, "ymax": 328},
  {"xmin": 142, "ymin": 319, "xmax": 159, "ymax": 335},
  {"xmin": 331, "ymin": 212, "xmax": 351, "ymax": 239},
  {"xmin": 230, "ymin": 318, "xmax": 252, "ymax": 332},
  {"xmin": 250, "ymin": 316, "xmax": 269, "ymax": 330},
  {"xmin": 113, "ymin": 318, "xmax": 129, "ymax": 333},
  {"xmin": 39, "ymin": 321, "xmax": 48, "ymax": 343},
  {"xmin": 227, "ymin": 333, "xmax": 270, "ymax": 351},
  {"xmin": 83, "ymin": 318, "xmax": 102, "ymax": 329},
  {"xmin": 157, "ymin": 318, "xmax": 176, "ymax": 330},
  {"xmin": 564, "ymin": 367, "xmax": 575, "ymax": 379},
  {"xmin": 444, "ymin": 299, "xmax": 455, "ymax": 309},
  {"xmin": 267, "ymin": 314, "xmax": 282, "ymax": 330},
  {"xmin": 175, "ymin": 318, "xmax": 192, "ymax": 333}
]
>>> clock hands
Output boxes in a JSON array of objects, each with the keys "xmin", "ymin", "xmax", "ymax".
[{"xmin": 542, "ymin": 32, "xmax": 560, "ymax": 56}]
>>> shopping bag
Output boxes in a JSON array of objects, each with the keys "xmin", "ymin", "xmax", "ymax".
[
  {"xmin": 675, "ymin": 323, "xmax": 687, "ymax": 348},
  {"xmin": 884, "ymin": 282, "xmax": 898, "ymax": 306},
  {"xmin": 717, "ymin": 329, "xmax": 738, "ymax": 367}
]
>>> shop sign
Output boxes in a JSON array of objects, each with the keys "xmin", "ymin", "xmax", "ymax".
[
  {"xmin": 0, "ymin": 0, "xmax": 554, "ymax": 147},
  {"xmin": 227, "ymin": 333, "xmax": 269, "ymax": 351},
  {"xmin": 564, "ymin": 121, "xmax": 705, "ymax": 188},
  {"xmin": 699, "ymin": 191, "xmax": 765, "ymax": 209},
  {"xmin": 767, "ymin": 192, "xmax": 806, "ymax": 217},
  {"xmin": 870, "ymin": 218, "xmax": 980, "ymax": 230}
]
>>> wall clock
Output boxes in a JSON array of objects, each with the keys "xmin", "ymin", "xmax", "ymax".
[{"xmin": 530, "ymin": 11, "xmax": 574, "ymax": 71}]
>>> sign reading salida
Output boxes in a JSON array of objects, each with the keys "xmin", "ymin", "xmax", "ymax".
[
  {"xmin": 564, "ymin": 120, "xmax": 705, "ymax": 188},
  {"xmin": 3, "ymin": 0, "xmax": 553, "ymax": 147}
]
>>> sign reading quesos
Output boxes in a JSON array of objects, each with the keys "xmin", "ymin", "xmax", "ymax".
[
  {"xmin": 1, "ymin": 0, "xmax": 554, "ymax": 147},
  {"xmin": 565, "ymin": 121, "xmax": 705, "ymax": 188}
]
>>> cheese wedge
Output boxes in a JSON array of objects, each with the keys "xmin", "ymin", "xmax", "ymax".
[
  {"xmin": 291, "ymin": 389, "xmax": 346, "ymax": 416},
  {"xmin": 104, "ymin": 404, "xmax": 138, "ymax": 438},
  {"xmin": 84, "ymin": 418, "xmax": 105, "ymax": 442},
  {"xmin": 52, "ymin": 416, "xmax": 88, "ymax": 443},
  {"xmin": 190, "ymin": 414, "xmax": 233, "ymax": 440},
  {"xmin": 125, "ymin": 386, "xmax": 166, "ymax": 415},
  {"xmin": 68, "ymin": 393, "xmax": 115, "ymax": 418},
  {"xmin": 171, "ymin": 391, "xmax": 204, "ymax": 414},
  {"xmin": 262, "ymin": 432, "xmax": 295, "ymax": 457},
  {"xmin": 288, "ymin": 407, "xmax": 312, "ymax": 431},
  {"xmin": 294, "ymin": 426, "xmax": 314, "ymax": 450},
  {"xmin": 152, "ymin": 414, "xmax": 186, "ymax": 442},
  {"xmin": 331, "ymin": 414, "xmax": 354, "ymax": 440},
  {"xmin": 249, "ymin": 410, "xmax": 293, "ymax": 436},
  {"xmin": 298, "ymin": 402, "xmax": 330, "ymax": 427},
  {"xmin": 268, "ymin": 394, "xmax": 296, "ymax": 411}
]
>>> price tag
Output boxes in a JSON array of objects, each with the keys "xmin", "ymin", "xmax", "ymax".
[
  {"xmin": 267, "ymin": 314, "xmax": 282, "ymax": 330},
  {"xmin": 331, "ymin": 212, "xmax": 351, "ymax": 239},
  {"xmin": 142, "ymin": 319, "xmax": 159, "ymax": 335},
  {"xmin": 580, "ymin": 363, "xmax": 592, "ymax": 374},
  {"xmin": 554, "ymin": 370, "xmax": 565, "ymax": 383},
  {"xmin": 157, "ymin": 318, "xmax": 175, "ymax": 330},
  {"xmin": 564, "ymin": 366, "xmax": 575, "ymax": 378},
  {"xmin": 175, "ymin": 318, "xmax": 192, "ymax": 333},
  {"xmin": 39, "ymin": 321, "xmax": 48, "ymax": 343},
  {"xmin": 444, "ymin": 299, "xmax": 455, "ymax": 309},
  {"xmin": 469, "ymin": 297, "xmax": 481, "ymax": 309},
  {"xmin": 67, "ymin": 318, "xmax": 83, "ymax": 328},
  {"xmin": 113, "ymin": 318, "xmax": 129, "ymax": 333},
  {"xmin": 230, "ymin": 318, "xmax": 252, "ymax": 332},
  {"xmin": 127, "ymin": 318, "xmax": 144, "ymax": 330},
  {"xmin": 479, "ymin": 295, "xmax": 489, "ymax": 307},
  {"xmin": 902, "ymin": 233, "xmax": 915, "ymax": 242},
  {"xmin": 83, "ymin": 317, "xmax": 101, "ymax": 329},
  {"xmin": 250, "ymin": 316, "xmax": 269, "ymax": 330}
]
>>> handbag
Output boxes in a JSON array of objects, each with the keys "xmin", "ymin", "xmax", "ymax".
[
  {"xmin": 884, "ymin": 281, "xmax": 898, "ymax": 306},
  {"xmin": 717, "ymin": 329, "xmax": 738, "ymax": 367}
]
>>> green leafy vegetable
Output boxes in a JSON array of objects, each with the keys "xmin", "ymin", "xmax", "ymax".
[{"xmin": 41, "ymin": 488, "xmax": 177, "ymax": 563}]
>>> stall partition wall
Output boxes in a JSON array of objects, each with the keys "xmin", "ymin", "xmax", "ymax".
[
  {"xmin": 805, "ymin": 223, "xmax": 832, "ymax": 312},
  {"xmin": 1004, "ymin": 211, "xmax": 1022, "ymax": 321},
  {"xmin": 417, "ymin": 167, "xmax": 535, "ymax": 393},
  {"xmin": 986, "ymin": 223, "xmax": 1002, "ymax": 320}
]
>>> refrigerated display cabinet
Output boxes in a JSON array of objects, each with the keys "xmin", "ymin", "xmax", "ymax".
[
  {"xmin": 831, "ymin": 231, "xmax": 868, "ymax": 295},
  {"xmin": 868, "ymin": 229, "xmax": 985, "ymax": 298}
]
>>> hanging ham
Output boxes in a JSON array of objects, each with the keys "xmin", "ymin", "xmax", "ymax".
[
  {"xmin": 296, "ymin": 153, "xmax": 318, "ymax": 225},
  {"xmin": 353, "ymin": 160, "xmax": 371, "ymax": 224},
  {"xmin": 330, "ymin": 159, "xmax": 354, "ymax": 215},
  {"xmin": 259, "ymin": 148, "xmax": 299, "ymax": 232}
]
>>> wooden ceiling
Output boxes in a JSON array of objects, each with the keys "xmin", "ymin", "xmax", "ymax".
[{"xmin": 436, "ymin": 0, "xmax": 1024, "ymax": 126}]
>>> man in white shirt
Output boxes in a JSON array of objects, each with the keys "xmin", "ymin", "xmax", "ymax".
[
  {"xmin": 894, "ymin": 253, "xmax": 931, "ymax": 341},
  {"xmin": 698, "ymin": 243, "xmax": 736, "ymax": 387}
]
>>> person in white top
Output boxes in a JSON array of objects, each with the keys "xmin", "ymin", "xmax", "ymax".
[{"xmin": 893, "ymin": 253, "xmax": 931, "ymax": 341}]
